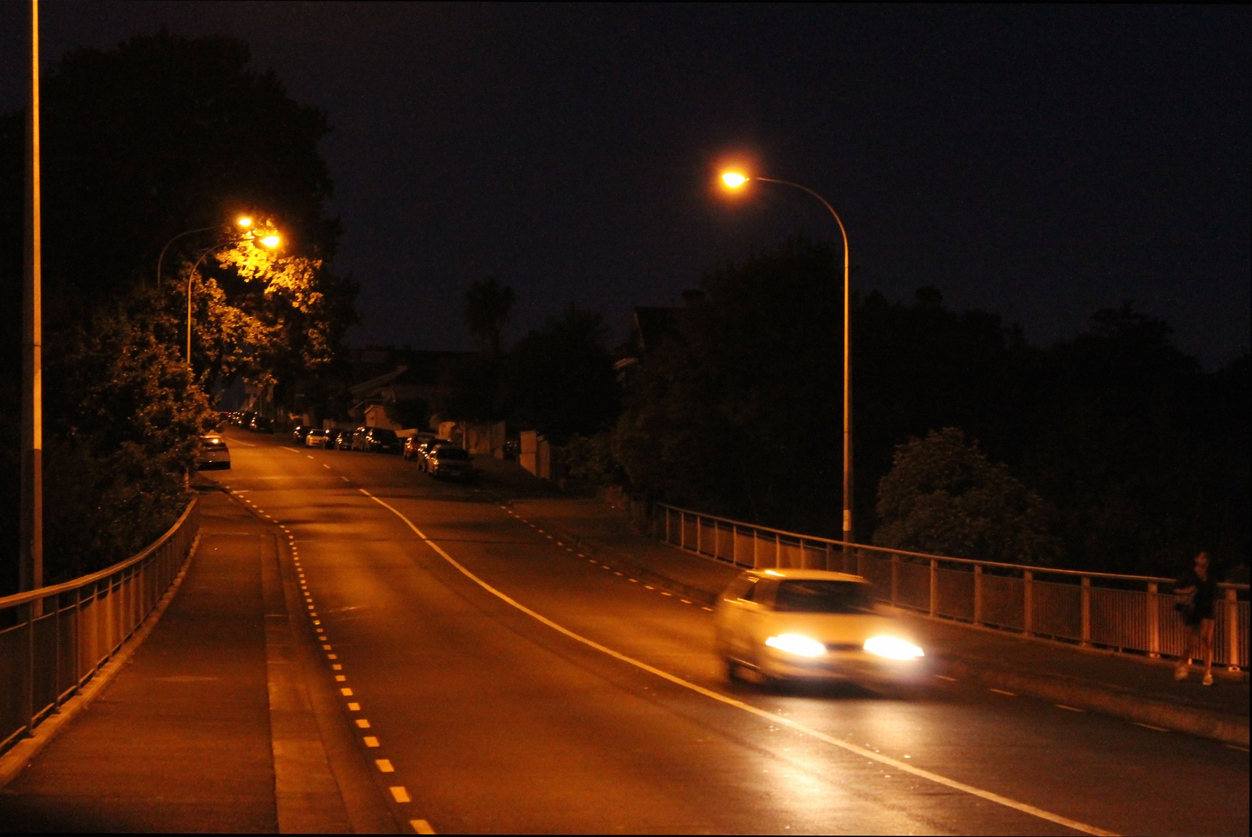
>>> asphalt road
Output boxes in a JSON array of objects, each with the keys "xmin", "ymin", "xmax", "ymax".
[{"xmin": 210, "ymin": 430, "xmax": 1249, "ymax": 835}]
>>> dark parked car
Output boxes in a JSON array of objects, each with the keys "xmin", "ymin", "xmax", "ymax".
[
  {"xmin": 426, "ymin": 445, "xmax": 474, "ymax": 481},
  {"xmin": 339, "ymin": 428, "xmax": 364, "ymax": 450},
  {"xmin": 324, "ymin": 428, "xmax": 348, "ymax": 449},
  {"xmin": 355, "ymin": 427, "xmax": 401, "ymax": 454},
  {"xmin": 249, "ymin": 415, "xmax": 274, "ymax": 433},
  {"xmin": 292, "ymin": 425, "xmax": 314, "ymax": 444},
  {"xmin": 404, "ymin": 432, "xmax": 438, "ymax": 461}
]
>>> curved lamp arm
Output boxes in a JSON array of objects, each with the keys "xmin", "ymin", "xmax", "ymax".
[{"xmin": 157, "ymin": 226, "xmax": 219, "ymax": 289}]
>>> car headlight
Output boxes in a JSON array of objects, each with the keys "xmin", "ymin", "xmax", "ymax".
[
  {"xmin": 863, "ymin": 636, "xmax": 924, "ymax": 660},
  {"xmin": 765, "ymin": 634, "xmax": 826, "ymax": 657}
]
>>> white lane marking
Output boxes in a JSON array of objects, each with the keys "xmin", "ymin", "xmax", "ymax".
[
  {"xmin": 324, "ymin": 464, "xmax": 331, "ymax": 469},
  {"xmin": 363, "ymin": 736, "xmax": 379, "ymax": 747},
  {"xmin": 348, "ymin": 702, "xmax": 361, "ymax": 711},
  {"xmin": 335, "ymin": 675, "xmax": 347, "ymax": 682},
  {"xmin": 934, "ymin": 674, "xmax": 958, "ymax": 682},
  {"xmin": 376, "ymin": 759, "xmax": 395, "ymax": 773},
  {"xmin": 411, "ymin": 820, "xmax": 435, "ymax": 834},
  {"xmin": 391, "ymin": 786, "xmax": 412, "ymax": 803},
  {"xmin": 360, "ymin": 488, "xmax": 1117, "ymax": 837},
  {"xmin": 1226, "ymin": 744, "xmax": 1249, "ymax": 752},
  {"xmin": 356, "ymin": 719, "xmax": 371, "ymax": 728},
  {"xmin": 1054, "ymin": 704, "xmax": 1085, "ymax": 713},
  {"xmin": 341, "ymin": 476, "xmax": 351, "ymax": 482},
  {"xmin": 988, "ymin": 688, "xmax": 1017, "ymax": 696},
  {"xmin": 340, "ymin": 687, "xmax": 353, "ymax": 696},
  {"xmin": 1134, "ymin": 722, "xmax": 1170, "ymax": 732}
]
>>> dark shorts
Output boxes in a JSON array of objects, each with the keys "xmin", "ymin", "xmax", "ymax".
[{"xmin": 1184, "ymin": 608, "xmax": 1215, "ymax": 628}]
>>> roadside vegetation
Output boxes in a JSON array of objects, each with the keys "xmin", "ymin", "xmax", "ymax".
[{"xmin": 0, "ymin": 32, "xmax": 357, "ymax": 590}]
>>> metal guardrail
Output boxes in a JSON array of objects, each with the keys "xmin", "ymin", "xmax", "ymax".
[
  {"xmin": 652, "ymin": 502, "xmax": 1250, "ymax": 670},
  {"xmin": 0, "ymin": 497, "xmax": 200, "ymax": 755}
]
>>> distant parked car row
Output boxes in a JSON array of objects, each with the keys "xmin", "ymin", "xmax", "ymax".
[{"xmin": 226, "ymin": 411, "xmax": 274, "ymax": 433}]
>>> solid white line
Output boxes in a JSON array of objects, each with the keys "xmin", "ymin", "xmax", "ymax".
[{"xmin": 359, "ymin": 488, "xmax": 1117, "ymax": 837}]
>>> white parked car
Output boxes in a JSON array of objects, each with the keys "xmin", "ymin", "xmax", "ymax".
[
  {"xmin": 713, "ymin": 568, "xmax": 924, "ymax": 687},
  {"xmin": 305, "ymin": 428, "xmax": 330, "ymax": 448}
]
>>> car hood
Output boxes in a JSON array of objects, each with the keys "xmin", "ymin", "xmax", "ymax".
[{"xmin": 761, "ymin": 612, "xmax": 913, "ymax": 645}]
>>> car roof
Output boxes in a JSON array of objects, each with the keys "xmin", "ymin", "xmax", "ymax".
[{"xmin": 742, "ymin": 568, "xmax": 868, "ymax": 583}]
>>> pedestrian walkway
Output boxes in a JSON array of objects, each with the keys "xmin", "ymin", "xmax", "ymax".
[
  {"xmin": 476, "ymin": 456, "xmax": 1250, "ymax": 746},
  {"xmin": 0, "ymin": 487, "xmax": 389, "ymax": 833}
]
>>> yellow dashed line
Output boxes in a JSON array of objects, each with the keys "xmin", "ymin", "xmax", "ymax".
[
  {"xmin": 411, "ymin": 819, "xmax": 435, "ymax": 834},
  {"xmin": 363, "ymin": 736, "xmax": 379, "ymax": 747},
  {"xmin": 355, "ymin": 719, "xmax": 371, "ymax": 729},
  {"xmin": 332, "ymin": 664, "xmax": 342, "ymax": 671},
  {"xmin": 390, "ymin": 786, "xmax": 411, "ymax": 803},
  {"xmin": 335, "ymin": 675, "xmax": 347, "ymax": 682},
  {"xmin": 347, "ymin": 702, "xmax": 360, "ymax": 711},
  {"xmin": 327, "ymin": 653, "xmax": 337, "ymax": 660},
  {"xmin": 701, "ymin": 606, "xmax": 714, "ymax": 611},
  {"xmin": 629, "ymin": 578, "xmax": 639, "ymax": 583},
  {"xmin": 988, "ymin": 688, "xmax": 1016, "ymax": 697},
  {"xmin": 645, "ymin": 585, "xmax": 655, "ymax": 590},
  {"xmin": 341, "ymin": 687, "xmax": 353, "ymax": 696},
  {"xmin": 376, "ymin": 759, "xmax": 395, "ymax": 772},
  {"xmin": 322, "ymin": 644, "xmax": 332, "ymax": 650},
  {"xmin": 680, "ymin": 599, "xmax": 692, "ymax": 604},
  {"xmin": 661, "ymin": 591, "xmax": 673, "ymax": 597},
  {"xmin": 1054, "ymin": 704, "xmax": 1084, "ymax": 712}
]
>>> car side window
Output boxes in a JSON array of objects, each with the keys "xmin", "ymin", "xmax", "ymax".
[
  {"xmin": 722, "ymin": 574, "xmax": 756, "ymax": 602},
  {"xmin": 753, "ymin": 578, "xmax": 779, "ymax": 610}
]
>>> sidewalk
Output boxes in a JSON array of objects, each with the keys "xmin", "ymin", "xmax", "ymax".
[
  {"xmin": 475, "ymin": 456, "xmax": 1250, "ymax": 747},
  {"xmin": 0, "ymin": 488, "xmax": 389, "ymax": 833}
]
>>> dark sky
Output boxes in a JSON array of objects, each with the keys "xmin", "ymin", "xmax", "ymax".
[{"xmin": 2, "ymin": 3, "xmax": 1248, "ymax": 366}]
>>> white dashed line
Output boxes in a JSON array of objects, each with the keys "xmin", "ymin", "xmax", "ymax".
[
  {"xmin": 324, "ymin": 463, "xmax": 331, "ymax": 469},
  {"xmin": 1134, "ymin": 722, "xmax": 1170, "ymax": 732},
  {"xmin": 1054, "ymin": 704, "xmax": 1085, "ymax": 712},
  {"xmin": 363, "ymin": 736, "xmax": 379, "ymax": 747},
  {"xmin": 340, "ymin": 687, "xmax": 353, "ymax": 696},
  {"xmin": 356, "ymin": 719, "xmax": 371, "ymax": 728},
  {"xmin": 390, "ymin": 786, "xmax": 412, "ymax": 803},
  {"xmin": 376, "ymin": 759, "xmax": 395, "ymax": 773},
  {"xmin": 1226, "ymin": 744, "xmax": 1249, "ymax": 752},
  {"xmin": 934, "ymin": 674, "xmax": 958, "ymax": 682},
  {"xmin": 348, "ymin": 702, "xmax": 360, "ymax": 711},
  {"xmin": 411, "ymin": 819, "xmax": 435, "ymax": 834},
  {"xmin": 988, "ymin": 688, "xmax": 1016, "ymax": 696}
]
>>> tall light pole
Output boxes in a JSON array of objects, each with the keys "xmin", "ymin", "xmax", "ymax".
[
  {"xmin": 185, "ymin": 230, "xmax": 280, "ymax": 368},
  {"xmin": 21, "ymin": 0, "xmax": 43, "ymax": 596},
  {"xmin": 720, "ymin": 172, "xmax": 855, "ymax": 544},
  {"xmin": 157, "ymin": 217, "xmax": 254, "ymax": 288}
]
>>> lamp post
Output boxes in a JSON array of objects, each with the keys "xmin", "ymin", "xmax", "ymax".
[
  {"xmin": 157, "ymin": 216, "xmax": 254, "ymax": 289},
  {"xmin": 185, "ymin": 229, "xmax": 280, "ymax": 368},
  {"xmin": 720, "ymin": 172, "xmax": 855, "ymax": 544}
]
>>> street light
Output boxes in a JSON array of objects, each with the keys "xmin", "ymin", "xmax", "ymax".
[
  {"xmin": 720, "ymin": 170, "xmax": 855, "ymax": 544},
  {"xmin": 157, "ymin": 217, "xmax": 256, "ymax": 289},
  {"xmin": 185, "ymin": 228, "xmax": 280, "ymax": 368}
]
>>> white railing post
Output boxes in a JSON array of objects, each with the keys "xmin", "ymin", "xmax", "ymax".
[
  {"xmin": 1081, "ymin": 575, "xmax": 1092, "ymax": 647},
  {"xmin": 752, "ymin": 529, "xmax": 759, "ymax": 569},
  {"xmin": 775, "ymin": 533, "xmax": 781, "ymax": 568},
  {"xmin": 825, "ymin": 541, "xmax": 831, "ymax": 571},
  {"xmin": 929, "ymin": 559, "xmax": 938, "ymax": 617},
  {"xmin": 732, "ymin": 524, "xmax": 738, "ymax": 565},
  {"xmin": 974, "ymin": 564, "xmax": 983, "ymax": 625},
  {"xmin": 679, "ymin": 510, "xmax": 685, "ymax": 550},
  {"xmin": 891, "ymin": 553, "xmax": 899, "ymax": 606},
  {"xmin": 1023, "ymin": 570, "xmax": 1034, "ymax": 636},
  {"xmin": 1148, "ymin": 582, "xmax": 1160, "ymax": 658},
  {"xmin": 696, "ymin": 514, "xmax": 702, "ymax": 555},
  {"xmin": 714, "ymin": 522, "xmax": 720, "ymax": 561},
  {"xmin": 1227, "ymin": 587, "xmax": 1241, "ymax": 672}
]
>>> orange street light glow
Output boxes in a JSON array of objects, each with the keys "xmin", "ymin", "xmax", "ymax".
[
  {"xmin": 260, "ymin": 234, "xmax": 281, "ymax": 248},
  {"xmin": 237, "ymin": 216, "xmax": 253, "ymax": 227},
  {"xmin": 722, "ymin": 172, "xmax": 748, "ymax": 188}
]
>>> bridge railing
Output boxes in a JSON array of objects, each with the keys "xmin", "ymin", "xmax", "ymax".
[
  {"xmin": 651, "ymin": 502, "xmax": 1249, "ymax": 670},
  {"xmin": 0, "ymin": 497, "xmax": 200, "ymax": 755}
]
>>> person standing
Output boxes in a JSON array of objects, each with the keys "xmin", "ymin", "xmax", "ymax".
[{"xmin": 1174, "ymin": 551, "xmax": 1218, "ymax": 685}]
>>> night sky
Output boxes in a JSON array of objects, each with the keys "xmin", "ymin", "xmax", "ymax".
[{"xmin": 2, "ymin": 3, "xmax": 1248, "ymax": 367}]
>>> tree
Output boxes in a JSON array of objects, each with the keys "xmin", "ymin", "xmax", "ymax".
[
  {"xmin": 874, "ymin": 427, "xmax": 1061, "ymax": 565},
  {"xmin": 463, "ymin": 277, "xmax": 516, "ymax": 357},
  {"xmin": 507, "ymin": 303, "xmax": 618, "ymax": 445}
]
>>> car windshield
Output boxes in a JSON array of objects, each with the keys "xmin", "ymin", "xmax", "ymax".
[
  {"xmin": 773, "ymin": 581, "xmax": 873, "ymax": 614},
  {"xmin": 436, "ymin": 447, "xmax": 470, "ymax": 460}
]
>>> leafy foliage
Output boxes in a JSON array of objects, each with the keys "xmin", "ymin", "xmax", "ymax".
[{"xmin": 874, "ymin": 428, "xmax": 1061, "ymax": 565}]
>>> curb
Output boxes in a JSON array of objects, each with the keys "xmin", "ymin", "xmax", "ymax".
[
  {"xmin": 0, "ymin": 537, "xmax": 199, "ymax": 792},
  {"xmin": 941, "ymin": 656, "xmax": 1250, "ymax": 747}
]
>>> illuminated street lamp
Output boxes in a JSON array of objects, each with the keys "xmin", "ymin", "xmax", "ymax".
[
  {"xmin": 185, "ymin": 227, "xmax": 281, "ymax": 368},
  {"xmin": 720, "ymin": 171, "xmax": 855, "ymax": 543},
  {"xmin": 157, "ymin": 216, "xmax": 256, "ymax": 288}
]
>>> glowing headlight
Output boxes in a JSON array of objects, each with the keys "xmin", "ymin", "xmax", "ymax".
[
  {"xmin": 863, "ymin": 636, "xmax": 924, "ymax": 660},
  {"xmin": 765, "ymin": 634, "xmax": 826, "ymax": 657}
]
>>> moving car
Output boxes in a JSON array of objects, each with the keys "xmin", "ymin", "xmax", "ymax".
[
  {"xmin": 426, "ymin": 445, "xmax": 474, "ymax": 480},
  {"xmin": 305, "ymin": 428, "xmax": 330, "ymax": 448},
  {"xmin": 197, "ymin": 434, "xmax": 231, "ymax": 470},
  {"xmin": 713, "ymin": 569, "xmax": 924, "ymax": 687}
]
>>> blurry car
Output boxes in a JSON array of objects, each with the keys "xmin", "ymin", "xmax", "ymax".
[
  {"xmin": 426, "ymin": 445, "xmax": 474, "ymax": 480},
  {"xmin": 249, "ymin": 415, "xmax": 274, "ymax": 433},
  {"xmin": 197, "ymin": 434, "xmax": 231, "ymax": 470},
  {"xmin": 713, "ymin": 569, "xmax": 924, "ymax": 688},
  {"xmin": 305, "ymin": 428, "xmax": 330, "ymax": 448},
  {"xmin": 292, "ymin": 425, "xmax": 314, "ymax": 444},
  {"xmin": 341, "ymin": 427, "xmax": 366, "ymax": 450},
  {"xmin": 404, "ymin": 432, "xmax": 438, "ymax": 461},
  {"xmin": 356, "ymin": 427, "xmax": 401, "ymax": 454}
]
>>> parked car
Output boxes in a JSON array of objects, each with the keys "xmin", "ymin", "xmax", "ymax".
[
  {"xmin": 354, "ymin": 426, "xmax": 401, "ymax": 454},
  {"xmin": 249, "ymin": 415, "xmax": 274, "ymax": 433},
  {"xmin": 305, "ymin": 428, "xmax": 330, "ymax": 448},
  {"xmin": 713, "ymin": 569, "xmax": 925, "ymax": 688},
  {"xmin": 426, "ymin": 445, "xmax": 474, "ymax": 480},
  {"xmin": 292, "ymin": 425, "xmax": 314, "ymax": 444},
  {"xmin": 404, "ymin": 432, "xmax": 438, "ymax": 461},
  {"xmin": 340, "ymin": 427, "xmax": 365, "ymax": 450},
  {"xmin": 197, "ymin": 434, "xmax": 231, "ymax": 470},
  {"xmin": 415, "ymin": 437, "xmax": 450, "ymax": 472}
]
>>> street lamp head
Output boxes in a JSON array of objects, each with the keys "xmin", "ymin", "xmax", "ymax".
[
  {"xmin": 259, "ymin": 234, "xmax": 281, "ymax": 248},
  {"xmin": 721, "ymin": 172, "xmax": 748, "ymax": 188},
  {"xmin": 237, "ymin": 216, "xmax": 253, "ymax": 228}
]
